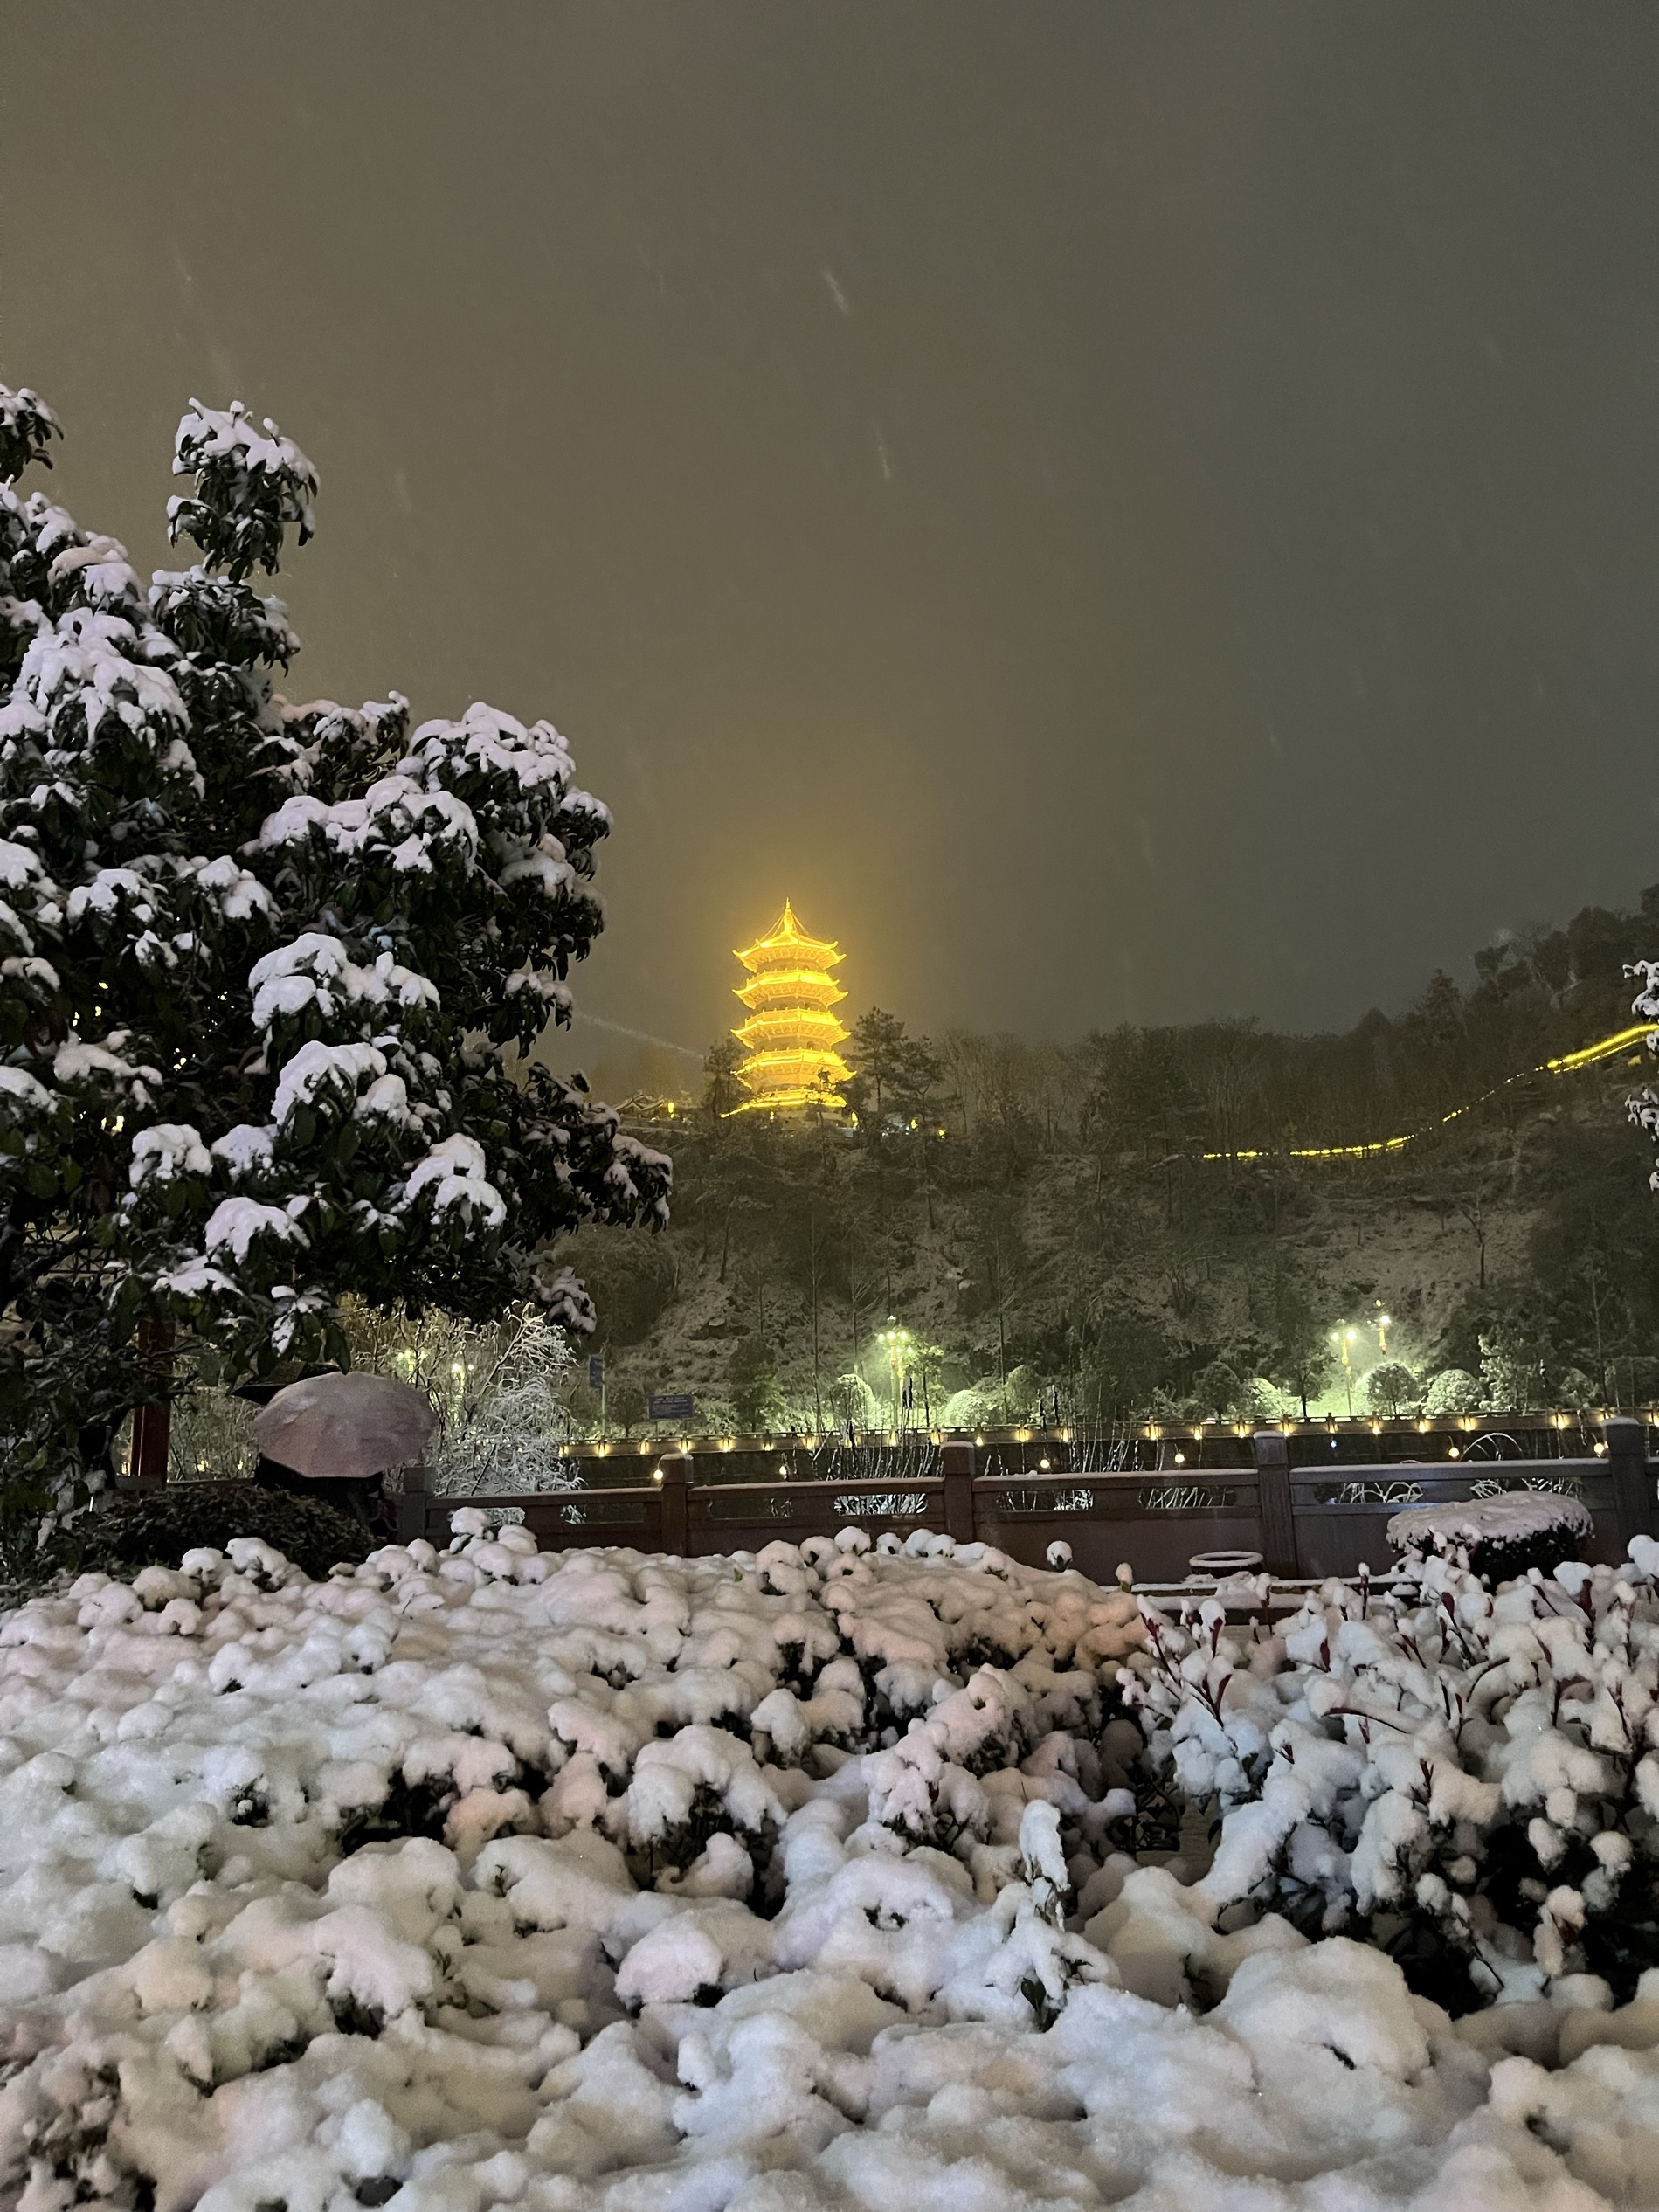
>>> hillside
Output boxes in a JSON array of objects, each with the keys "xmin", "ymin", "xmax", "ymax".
[{"xmin": 551, "ymin": 888, "xmax": 1659, "ymax": 1433}]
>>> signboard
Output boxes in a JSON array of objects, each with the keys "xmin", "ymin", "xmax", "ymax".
[{"xmin": 649, "ymin": 1393, "xmax": 695, "ymax": 1422}]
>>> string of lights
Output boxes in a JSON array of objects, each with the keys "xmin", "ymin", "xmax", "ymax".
[{"xmin": 1206, "ymin": 1021, "xmax": 1652, "ymax": 1164}]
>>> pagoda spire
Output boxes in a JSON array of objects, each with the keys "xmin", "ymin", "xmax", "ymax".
[{"xmin": 730, "ymin": 901, "xmax": 851, "ymax": 1113}]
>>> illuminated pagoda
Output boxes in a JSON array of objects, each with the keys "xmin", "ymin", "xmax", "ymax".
[{"xmin": 731, "ymin": 900, "xmax": 852, "ymax": 1113}]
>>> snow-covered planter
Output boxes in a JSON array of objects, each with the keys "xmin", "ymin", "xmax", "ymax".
[
  {"xmin": 1387, "ymin": 1491, "xmax": 1595, "ymax": 1583},
  {"xmin": 1123, "ymin": 1539, "xmax": 1659, "ymax": 2014}
]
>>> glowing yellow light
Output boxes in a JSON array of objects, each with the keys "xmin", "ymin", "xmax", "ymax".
[
  {"xmin": 653, "ymin": 1466, "xmax": 664, "ymax": 1482},
  {"xmin": 1039, "ymin": 1457, "xmax": 1051, "ymax": 1470},
  {"xmin": 1173, "ymin": 1450, "xmax": 1186, "ymax": 1466},
  {"xmin": 729, "ymin": 901, "xmax": 853, "ymax": 1112},
  {"xmin": 1204, "ymin": 1021, "xmax": 1657, "ymax": 1165}
]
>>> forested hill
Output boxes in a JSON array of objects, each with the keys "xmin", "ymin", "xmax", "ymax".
[{"xmin": 550, "ymin": 886, "xmax": 1659, "ymax": 1436}]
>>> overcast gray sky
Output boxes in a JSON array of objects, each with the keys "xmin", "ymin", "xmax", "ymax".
[{"xmin": 4, "ymin": 2, "xmax": 1657, "ymax": 1068}]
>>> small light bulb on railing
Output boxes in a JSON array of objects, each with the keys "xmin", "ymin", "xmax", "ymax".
[
  {"xmin": 653, "ymin": 1467, "xmax": 664, "ymax": 1483},
  {"xmin": 1173, "ymin": 1450, "xmax": 1187, "ymax": 1466}
]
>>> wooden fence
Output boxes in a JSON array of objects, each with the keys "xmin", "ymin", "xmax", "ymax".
[{"xmin": 396, "ymin": 1419, "xmax": 1656, "ymax": 1582}]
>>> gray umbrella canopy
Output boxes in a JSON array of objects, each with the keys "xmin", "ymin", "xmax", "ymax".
[{"xmin": 254, "ymin": 1371, "xmax": 437, "ymax": 1480}]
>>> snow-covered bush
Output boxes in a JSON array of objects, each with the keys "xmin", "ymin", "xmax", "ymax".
[
  {"xmin": 1123, "ymin": 1539, "xmax": 1659, "ymax": 2014},
  {"xmin": 1365, "ymin": 1360, "xmax": 1420, "ymax": 1417},
  {"xmin": 10, "ymin": 1531, "xmax": 1659, "ymax": 2205},
  {"xmin": 1424, "ymin": 1366, "xmax": 1483, "ymax": 1415},
  {"xmin": 0, "ymin": 385, "xmax": 671, "ymax": 1514},
  {"xmin": 1387, "ymin": 1492, "xmax": 1594, "ymax": 1584}
]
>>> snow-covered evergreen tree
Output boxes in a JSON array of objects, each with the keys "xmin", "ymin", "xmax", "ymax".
[{"xmin": 0, "ymin": 384, "xmax": 669, "ymax": 1509}]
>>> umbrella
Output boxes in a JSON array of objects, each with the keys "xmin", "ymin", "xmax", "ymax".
[{"xmin": 254, "ymin": 1370, "xmax": 436, "ymax": 1481}]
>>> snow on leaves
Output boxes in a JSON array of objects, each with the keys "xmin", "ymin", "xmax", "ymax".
[
  {"xmin": 1124, "ymin": 1544, "xmax": 1659, "ymax": 2016},
  {"xmin": 167, "ymin": 400, "xmax": 318, "ymax": 583}
]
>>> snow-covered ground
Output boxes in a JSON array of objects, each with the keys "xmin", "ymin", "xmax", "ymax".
[{"xmin": 1, "ymin": 1518, "xmax": 1653, "ymax": 2210}]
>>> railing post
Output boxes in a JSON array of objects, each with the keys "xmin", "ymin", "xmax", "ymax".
[
  {"xmin": 394, "ymin": 1462, "xmax": 428, "ymax": 1545},
  {"xmin": 1603, "ymin": 1417, "xmax": 1652, "ymax": 1553},
  {"xmin": 1253, "ymin": 1429, "xmax": 1299, "ymax": 1576},
  {"xmin": 942, "ymin": 1441, "xmax": 976, "ymax": 1544},
  {"xmin": 659, "ymin": 1452, "xmax": 690, "ymax": 1556}
]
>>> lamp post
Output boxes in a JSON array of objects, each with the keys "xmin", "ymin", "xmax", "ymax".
[
  {"xmin": 1372, "ymin": 1302, "xmax": 1392, "ymax": 1354},
  {"xmin": 877, "ymin": 1317, "xmax": 914, "ymax": 1433},
  {"xmin": 1330, "ymin": 1325, "xmax": 1358, "ymax": 1418}
]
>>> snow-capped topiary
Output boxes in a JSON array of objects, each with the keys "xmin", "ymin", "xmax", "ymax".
[
  {"xmin": 0, "ymin": 385, "xmax": 670, "ymax": 1516},
  {"xmin": 1386, "ymin": 1491, "xmax": 1594, "ymax": 1582},
  {"xmin": 1423, "ymin": 1366, "xmax": 1483, "ymax": 1416}
]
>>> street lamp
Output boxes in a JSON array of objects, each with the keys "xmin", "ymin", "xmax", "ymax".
[
  {"xmin": 876, "ymin": 1316, "xmax": 914, "ymax": 1433},
  {"xmin": 1330, "ymin": 1324, "xmax": 1359, "ymax": 1418},
  {"xmin": 1372, "ymin": 1301, "xmax": 1392, "ymax": 1354}
]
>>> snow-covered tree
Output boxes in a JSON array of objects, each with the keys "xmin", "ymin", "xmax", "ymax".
[
  {"xmin": 1364, "ymin": 1360, "xmax": 1419, "ymax": 1417},
  {"xmin": 0, "ymin": 384, "xmax": 669, "ymax": 1510}
]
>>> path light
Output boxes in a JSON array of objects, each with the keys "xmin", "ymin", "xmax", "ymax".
[
  {"xmin": 652, "ymin": 1466, "xmax": 664, "ymax": 1483},
  {"xmin": 1448, "ymin": 1446, "xmax": 1460, "ymax": 1459},
  {"xmin": 1039, "ymin": 1458, "xmax": 1051, "ymax": 1471},
  {"xmin": 1173, "ymin": 1450, "xmax": 1187, "ymax": 1467}
]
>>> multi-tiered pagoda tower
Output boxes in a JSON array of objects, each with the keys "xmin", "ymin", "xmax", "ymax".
[{"xmin": 730, "ymin": 901, "xmax": 852, "ymax": 1113}]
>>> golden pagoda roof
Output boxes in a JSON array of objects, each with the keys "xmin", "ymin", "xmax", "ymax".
[{"xmin": 734, "ymin": 899, "xmax": 844, "ymax": 976}]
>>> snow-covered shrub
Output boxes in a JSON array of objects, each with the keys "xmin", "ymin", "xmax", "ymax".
[
  {"xmin": 1123, "ymin": 1541, "xmax": 1659, "ymax": 2013},
  {"xmin": 1424, "ymin": 1366, "xmax": 1483, "ymax": 1415},
  {"xmin": 1365, "ymin": 1360, "xmax": 1420, "ymax": 1417},
  {"xmin": 1387, "ymin": 1492, "xmax": 1594, "ymax": 1584},
  {"xmin": 12, "ymin": 1531, "xmax": 1659, "ymax": 2203},
  {"xmin": 52, "ymin": 1482, "xmax": 374, "ymax": 1584},
  {"xmin": 1238, "ymin": 1374, "xmax": 1287, "ymax": 1422},
  {"xmin": 0, "ymin": 384, "xmax": 670, "ymax": 1514}
]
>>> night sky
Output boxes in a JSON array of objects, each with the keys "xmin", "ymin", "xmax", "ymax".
[{"xmin": 5, "ymin": 3, "xmax": 1658, "ymax": 1076}]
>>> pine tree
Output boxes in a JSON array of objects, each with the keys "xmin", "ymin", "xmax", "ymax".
[{"xmin": 0, "ymin": 385, "xmax": 670, "ymax": 1516}]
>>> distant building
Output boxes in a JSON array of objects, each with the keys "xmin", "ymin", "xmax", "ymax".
[{"xmin": 731, "ymin": 900, "xmax": 852, "ymax": 1113}]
